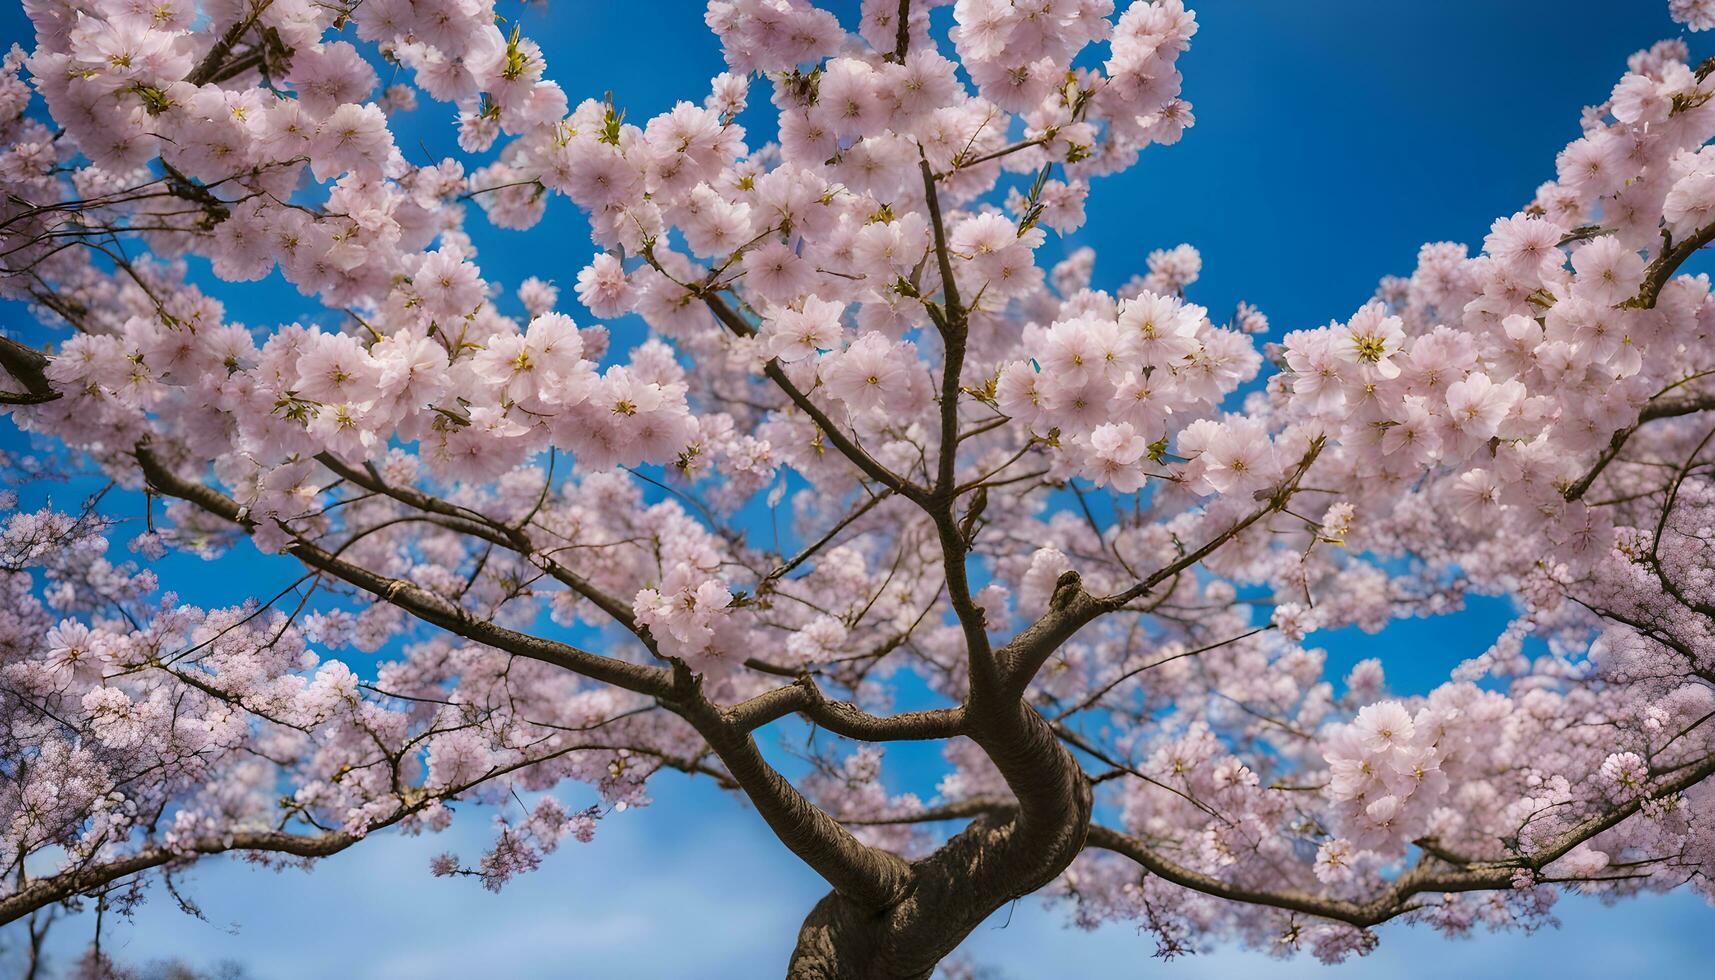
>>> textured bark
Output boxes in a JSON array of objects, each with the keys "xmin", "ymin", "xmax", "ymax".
[
  {"xmin": 785, "ymin": 701, "xmax": 1093, "ymax": 979},
  {"xmin": 784, "ymin": 814, "xmax": 1092, "ymax": 978},
  {"xmin": 788, "ymin": 890, "xmax": 922, "ymax": 980}
]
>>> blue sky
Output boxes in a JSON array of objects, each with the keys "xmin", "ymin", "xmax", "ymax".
[{"xmin": 5, "ymin": 0, "xmax": 1715, "ymax": 976}]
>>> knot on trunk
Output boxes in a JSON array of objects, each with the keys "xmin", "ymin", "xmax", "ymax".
[{"xmin": 1049, "ymin": 569, "xmax": 1083, "ymax": 611}]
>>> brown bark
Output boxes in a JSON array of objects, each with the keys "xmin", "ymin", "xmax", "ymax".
[{"xmin": 785, "ymin": 700, "xmax": 1092, "ymax": 979}]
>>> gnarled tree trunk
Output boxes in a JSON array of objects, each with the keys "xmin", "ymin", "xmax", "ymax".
[{"xmin": 787, "ymin": 702, "xmax": 1093, "ymax": 978}]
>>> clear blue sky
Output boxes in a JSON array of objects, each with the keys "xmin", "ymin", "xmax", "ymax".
[{"xmin": 5, "ymin": 0, "xmax": 1714, "ymax": 976}]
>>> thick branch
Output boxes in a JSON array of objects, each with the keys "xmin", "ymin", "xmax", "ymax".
[
  {"xmin": 314, "ymin": 452, "xmax": 647, "ymax": 638},
  {"xmin": 0, "ymin": 336, "xmax": 57, "ymax": 405},
  {"xmin": 726, "ymin": 677, "xmax": 965, "ymax": 740},
  {"xmin": 1566, "ymin": 391, "xmax": 1715, "ymax": 501},
  {"xmin": 0, "ymin": 830, "xmax": 358, "ymax": 927},
  {"xmin": 139, "ymin": 441, "xmax": 919, "ymax": 913},
  {"xmin": 912, "ymin": 155, "xmax": 1003, "ymax": 702},
  {"xmin": 677, "ymin": 694, "xmax": 913, "ymax": 909},
  {"xmin": 135, "ymin": 442, "xmax": 676, "ymax": 699},
  {"xmin": 995, "ymin": 571, "xmax": 1104, "ymax": 698},
  {"xmin": 1634, "ymin": 220, "xmax": 1715, "ymax": 309},
  {"xmin": 1087, "ymin": 749, "xmax": 1715, "ymax": 929},
  {"xmin": 890, "ymin": 0, "xmax": 912, "ymax": 61},
  {"xmin": 1563, "ymin": 219, "xmax": 1715, "ymax": 497},
  {"xmin": 999, "ymin": 439, "xmax": 1323, "ymax": 696},
  {"xmin": 184, "ymin": 1, "xmax": 275, "ymax": 87},
  {"xmin": 839, "ymin": 796, "xmax": 1013, "ymax": 826}
]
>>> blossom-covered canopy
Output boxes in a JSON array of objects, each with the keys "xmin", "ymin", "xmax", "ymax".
[{"xmin": 4, "ymin": 0, "xmax": 1715, "ymax": 975}]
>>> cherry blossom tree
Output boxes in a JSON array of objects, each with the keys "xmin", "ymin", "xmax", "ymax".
[{"xmin": 4, "ymin": 0, "xmax": 1715, "ymax": 976}]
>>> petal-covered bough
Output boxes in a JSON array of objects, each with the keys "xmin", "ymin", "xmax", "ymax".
[{"xmin": 3, "ymin": 0, "xmax": 1715, "ymax": 975}]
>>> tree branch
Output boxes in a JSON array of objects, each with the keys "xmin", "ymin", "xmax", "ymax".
[
  {"xmin": 0, "ymin": 336, "xmax": 57, "ymax": 404},
  {"xmin": 912, "ymin": 155, "xmax": 1005, "ymax": 701},
  {"xmin": 726, "ymin": 677, "xmax": 965, "ymax": 740},
  {"xmin": 999, "ymin": 439, "xmax": 1323, "ymax": 695},
  {"xmin": 313, "ymin": 451, "xmax": 648, "ymax": 640},
  {"xmin": 135, "ymin": 442, "xmax": 677, "ymax": 699},
  {"xmin": 0, "ymin": 830, "xmax": 360, "ymax": 927},
  {"xmin": 1087, "ymin": 748, "xmax": 1715, "ymax": 929},
  {"xmin": 702, "ymin": 292, "xmax": 924, "ymax": 501},
  {"xmin": 840, "ymin": 797, "xmax": 1013, "ymax": 826},
  {"xmin": 676, "ymin": 693, "xmax": 913, "ymax": 909},
  {"xmin": 1633, "ymin": 220, "xmax": 1715, "ymax": 309},
  {"xmin": 890, "ymin": 0, "xmax": 912, "ymax": 62},
  {"xmin": 1566, "ymin": 392, "xmax": 1715, "ymax": 501},
  {"xmin": 138, "ymin": 441, "xmax": 926, "ymax": 914}
]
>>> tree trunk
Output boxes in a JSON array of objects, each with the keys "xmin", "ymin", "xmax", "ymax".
[
  {"xmin": 787, "ymin": 889, "xmax": 930, "ymax": 980},
  {"xmin": 784, "ymin": 808, "xmax": 1090, "ymax": 978},
  {"xmin": 786, "ymin": 703, "xmax": 1094, "ymax": 979}
]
